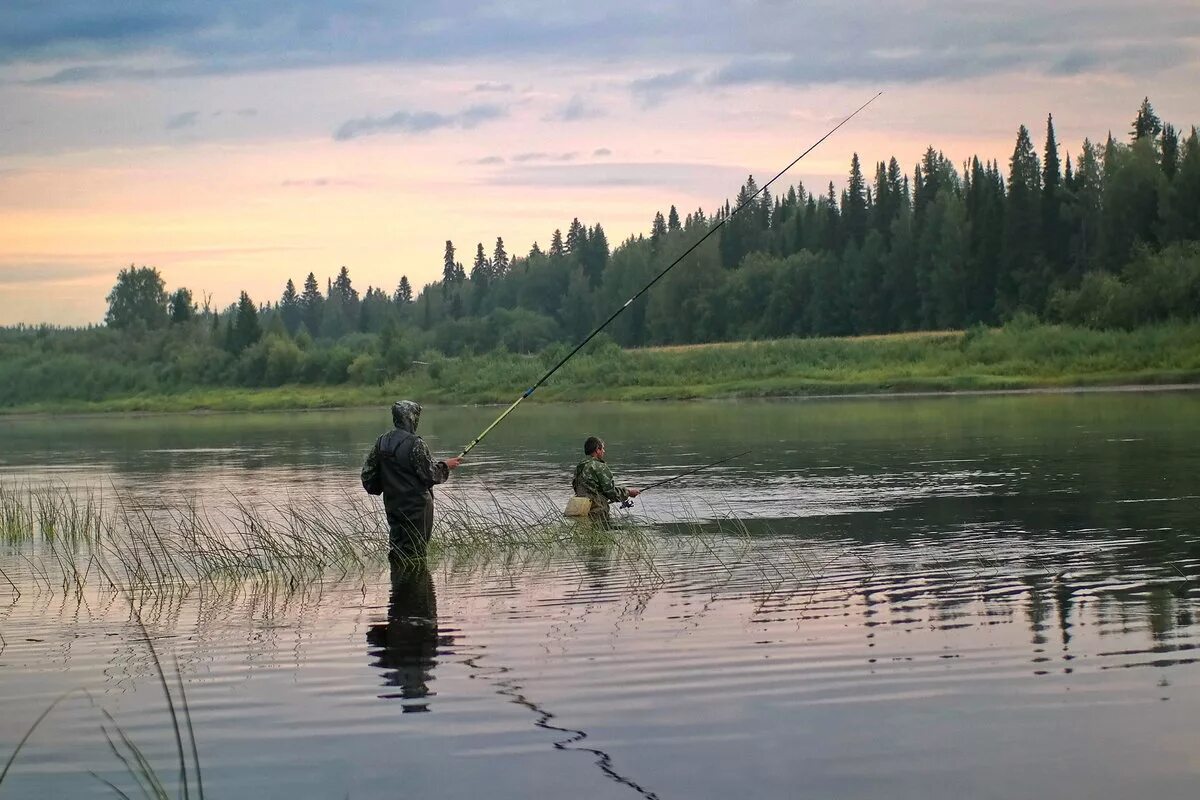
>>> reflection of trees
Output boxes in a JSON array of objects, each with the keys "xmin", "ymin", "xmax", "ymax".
[{"xmin": 366, "ymin": 560, "xmax": 449, "ymax": 711}]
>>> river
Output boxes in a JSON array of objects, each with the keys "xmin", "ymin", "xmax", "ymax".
[{"xmin": 1, "ymin": 392, "xmax": 1198, "ymax": 799}]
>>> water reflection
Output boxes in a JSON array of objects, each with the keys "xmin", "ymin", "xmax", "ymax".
[{"xmin": 366, "ymin": 560, "xmax": 451, "ymax": 711}]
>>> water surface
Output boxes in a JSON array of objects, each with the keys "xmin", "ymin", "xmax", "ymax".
[{"xmin": 2, "ymin": 393, "xmax": 1199, "ymax": 799}]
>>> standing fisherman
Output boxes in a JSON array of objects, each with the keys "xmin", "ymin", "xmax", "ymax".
[
  {"xmin": 569, "ymin": 436, "xmax": 640, "ymax": 525},
  {"xmin": 362, "ymin": 400, "xmax": 462, "ymax": 559}
]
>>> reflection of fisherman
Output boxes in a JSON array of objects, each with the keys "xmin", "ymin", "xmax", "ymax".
[
  {"xmin": 361, "ymin": 400, "xmax": 462, "ymax": 559},
  {"xmin": 365, "ymin": 560, "xmax": 447, "ymax": 710},
  {"xmin": 569, "ymin": 436, "xmax": 640, "ymax": 525}
]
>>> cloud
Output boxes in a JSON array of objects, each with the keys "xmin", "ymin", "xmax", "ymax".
[
  {"xmin": 26, "ymin": 64, "xmax": 121, "ymax": 84},
  {"xmin": 1, "ymin": 7, "xmax": 206, "ymax": 63},
  {"xmin": 593, "ymin": 148, "xmax": 611, "ymax": 157},
  {"xmin": 5, "ymin": 1, "xmax": 1198, "ymax": 89},
  {"xmin": 489, "ymin": 161, "xmax": 753, "ymax": 194},
  {"xmin": 0, "ymin": 262, "xmax": 115, "ymax": 286},
  {"xmin": 511, "ymin": 151, "xmax": 577, "ymax": 163},
  {"xmin": 711, "ymin": 39, "xmax": 1200, "ymax": 88},
  {"xmin": 465, "ymin": 155, "xmax": 505, "ymax": 165},
  {"xmin": 630, "ymin": 69, "xmax": 698, "ymax": 108},
  {"xmin": 280, "ymin": 177, "xmax": 363, "ymax": 187},
  {"xmin": 543, "ymin": 94, "xmax": 603, "ymax": 122},
  {"xmin": 333, "ymin": 103, "xmax": 506, "ymax": 141},
  {"xmin": 165, "ymin": 110, "xmax": 199, "ymax": 130}
]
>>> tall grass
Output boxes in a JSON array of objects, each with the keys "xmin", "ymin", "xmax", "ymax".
[{"xmin": 0, "ymin": 484, "xmax": 752, "ymax": 601}]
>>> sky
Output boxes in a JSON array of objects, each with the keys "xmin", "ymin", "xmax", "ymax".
[{"xmin": 1, "ymin": 0, "xmax": 1197, "ymax": 326}]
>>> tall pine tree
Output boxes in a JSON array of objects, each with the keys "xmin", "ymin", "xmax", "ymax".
[
  {"xmin": 300, "ymin": 272, "xmax": 323, "ymax": 335},
  {"xmin": 999, "ymin": 124, "xmax": 1042, "ymax": 313},
  {"xmin": 842, "ymin": 153, "xmax": 868, "ymax": 247},
  {"xmin": 1042, "ymin": 114, "xmax": 1065, "ymax": 273},
  {"xmin": 394, "ymin": 276, "xmax": 413, "ymax": 304},
  {"xmin": 279, "ymin": 279, "xmax": 301, "ymax": 334}
]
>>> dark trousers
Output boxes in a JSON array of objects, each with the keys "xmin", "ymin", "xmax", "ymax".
[
  {"xmin": 588, "ymin": 507, "xmax": 613, "ymax": 527},
  {"xmin": 385, "ymin": 501, "xmax": 434, "ymax": 560}
]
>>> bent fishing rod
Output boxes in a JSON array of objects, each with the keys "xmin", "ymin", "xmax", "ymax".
[
  {"xmin": 456, "ymin": 92, "xmax": 882, "ymax": 459},
  {"xmin": 619, "ymin": 450, "xmax": 751, "ymax": 508}
]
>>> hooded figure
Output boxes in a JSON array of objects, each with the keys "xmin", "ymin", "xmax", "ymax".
[{"xmin": 362, "ymin": 400, "xmax": 461, "ymax": 558}]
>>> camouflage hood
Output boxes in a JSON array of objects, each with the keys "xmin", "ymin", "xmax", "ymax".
[{"xmin": 391, "ymin": 400, "xmax": 421, "ymax": 433}]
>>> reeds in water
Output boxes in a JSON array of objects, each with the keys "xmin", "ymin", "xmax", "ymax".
[{"xmin": 0, "ymin": 483, "xmax": 752, "ymax": 601}]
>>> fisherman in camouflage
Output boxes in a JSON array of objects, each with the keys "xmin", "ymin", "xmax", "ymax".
[
  {"xmin": 571, "ymin": 436, "xmax": 640, "ymax": 525},
  {"xmin": 362, "ymin": 400, "xmax": 462, "ymax": 559}
]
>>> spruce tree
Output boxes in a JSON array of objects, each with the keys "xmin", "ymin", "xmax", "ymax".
[
  {"xmin": 332, "ymin": 266, "xmax": 358, "ymax": 304},
  {"xmin": 999, "ymin": 124, "xmax": 1041, "ymax": 313},
  {"xmin": 300, "ymin": 272, "xmax": 323, "ymax": 335},
  {"xmin": 330, "ymin": 266, "xmax": 360, "ymax": 331},
  {"xmin": 549, "ymin": 229, "xmax": 565, "ymax": 258},
  {"xmin": 279, "ymin": 279, "xmax": 301, "ymax": 334},
  {"xmin": 842, "ymin": 153, "xmax": 868, "ymax": 246},
  {"xmin": 169, "ymin": 287, "xmax": 195, "ymax": 324},
  {"xmin": 1162, "ymin": 127, "xmax": 1200, "ymax": 243},
  {"xmin": 1042, "ymin": 114, "xmax": 1064, "ymax": 271},
  {"xmin": 1101, "ymin": 135, "xmax": 1166, "ymax": 268},
  {"xmin": 566, "ymin": 218, "xmax": 586, "ymax": 255},
  {"xmin": 442, "ymin": 240, "xmax": 457, "ymax": 295},
  {"xmin": 1131, "ymin": 97, "xmax": 1162, "ymax": 142},
  {"xmin": 667, "ymin": 205, "xmax": 681, "ymax": 231},
  {"xmin": 492, "ymin": 237, "xmax": 509, "ymax": 277},
  {"xmin": 963, "ymin": 157, "xmax": 1004, "ymax": 323},
  {"xmin": 229, "ymin": 291, "xmax": 262, "ymax": 353},
  {"xmin": 650, "ymin": 211, "xmax": 667, "ymax": 245},
  {"xmin": 1161, "ymin": 124, "xmax": 1180, "ymax": 180},
  {"xmin": 821, "ymin": 182, "xmax": 840, "ymax": 252},
  {"xmin": 583, "ymin": 224, "xmax": 609, "ymax": 286},
  {"xmin": 394, "ymin": 275, "xmax": 413, "ymax": 304},
  {"xmin": 1068, "ymin": 140, "xmax": 1104, "ymax": 278},
  {"xmin": 471, "ymin": 243, "xmax": 491, "ymax": 283}
]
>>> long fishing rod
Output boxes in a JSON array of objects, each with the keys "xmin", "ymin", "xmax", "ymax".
[
  {"xmin": 619, "ymin": 450, "xmax": 751, "ymax": 508},
  {"xmin": 456, "ymin": 92, "xmax": 883, "ymax": 459}
]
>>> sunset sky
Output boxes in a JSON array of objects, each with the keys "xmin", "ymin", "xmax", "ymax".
[{"xmin": 1, "ymin": 0, "xmax": 1197, "ymax": 325}]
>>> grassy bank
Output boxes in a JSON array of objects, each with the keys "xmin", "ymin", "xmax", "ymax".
[{"xmin": 4, "ymin": 321, "xmax": 1200, "ymax": 415}]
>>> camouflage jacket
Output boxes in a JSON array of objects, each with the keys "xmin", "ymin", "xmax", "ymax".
[{"xmin": 572, "ymin": 457, "xmax": 628, "ymax": 510}]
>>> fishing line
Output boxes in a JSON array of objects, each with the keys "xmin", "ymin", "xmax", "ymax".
[
  {"xmin": 457, "ymin": 92, "xmax": 883, "ymax": 458},
  {"xmin": 620, "ymin": 450, "xmax": 752, "ymax": 508}
]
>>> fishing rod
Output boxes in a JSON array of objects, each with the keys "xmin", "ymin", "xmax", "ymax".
[
  {"xmin": 620, "ymin": 450, "xmax": 751, "ymax": 508},
  {"xmin": 456, "ymin": 92, "xmax": 883, "ymax": 459}
]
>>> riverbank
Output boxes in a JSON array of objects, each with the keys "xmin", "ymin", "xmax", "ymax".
[{"xmin": 3, "ymin": 322, "xmax": 1198, "ymax": 415}]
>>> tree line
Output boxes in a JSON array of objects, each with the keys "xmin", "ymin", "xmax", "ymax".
[{"xmin": 2, "ymin": 98, "xmax": 1198, "ymax": 404}]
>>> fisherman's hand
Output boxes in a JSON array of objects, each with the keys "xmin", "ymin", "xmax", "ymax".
[
  {"xmin": 444, "ymin": 457, "xmax": 464, "ymax": 470},
  {"xmin": 627, "ymin": 488, "xmax": 640, "ymax": 497}
]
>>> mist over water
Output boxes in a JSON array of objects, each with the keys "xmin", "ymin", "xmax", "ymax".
[{"xmin": 2, "ymin": 393, "xmax": 1199, "ymax": 799}]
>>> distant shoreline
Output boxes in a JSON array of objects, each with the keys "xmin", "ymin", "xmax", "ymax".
[
  {"xmin": 5, "ymin": 322, "xmax": 1199, "ymax": 419},
  {"xmin": 2, "ymin": 379, "xmax": 1196, "ymax": 421}
]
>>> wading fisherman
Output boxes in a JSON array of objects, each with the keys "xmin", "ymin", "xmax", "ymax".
[
  {"xmin": 362, "ymin": 400, "xmax": 462, "ymax": 559},
  {"xmin": 569, "ymin": 436, "xmax": 640, "ymax": 525}
]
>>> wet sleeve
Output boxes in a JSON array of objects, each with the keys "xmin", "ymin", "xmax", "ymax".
[
  {"xmin": 596, "ymin": 463, "xmax": 628, "ymax": 504},
  {"xmin": 361, "ymin": 441, "xmax": 382, "ymax": 494},
  {"xmin": 410, "ymin": 437, "xmax": 450, "ymax": 488}
]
